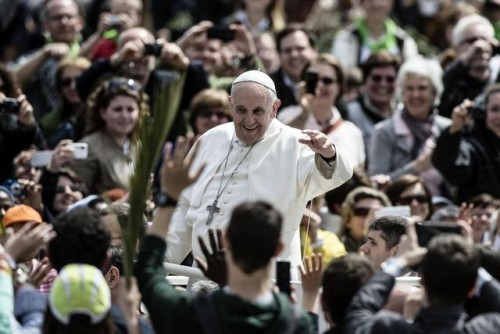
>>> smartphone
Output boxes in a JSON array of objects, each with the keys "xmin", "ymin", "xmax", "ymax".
[
  {"xmin": 207, "ymin": 28, "xmax": 235, "ymax": 42},
  {"xmin": 71, "ymin": 143, "xmax": 88, "ymax": 159},
  {"xmin": 373, "ymin": 206, "xmax": 411, "ymax": 219},
  {"xmin": 276, "ymin": 260, "xmax": 291, "ymax": 297},
  {"xmin": 415, "ymin": 221, "xmax": 462, "ymax": 247},
  {"xmin": 30, "ymin": 143, "xmax": 88, "ymax": 167},
  {"xmin": 31, "ymin": 151, "xmax": 53, "ymax": 167},
  {"xmin": 305, "ymin": 71, "xmax": 319, "ymax": 95}
]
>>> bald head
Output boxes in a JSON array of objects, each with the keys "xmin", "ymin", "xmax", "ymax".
[{"xmin": 118, "ymin": 27, "xmax": 154, "ymax": 48}]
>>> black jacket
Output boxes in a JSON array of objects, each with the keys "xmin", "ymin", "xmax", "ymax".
[
  {"xmin": 271, "ymin": 68, "xmax": 297, "ymax": 112},
  {"xmin": 344, "ymin": 272, "xmax": 500, "ymax": 334},
  {"xmin": 431, "ymin": 122, "xmax": 500, "ymax": 202}
]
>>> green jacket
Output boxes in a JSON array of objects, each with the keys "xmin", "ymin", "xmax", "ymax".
[{"xmin": 135, "ymin": 236, "xmax": 314, "ymax": 334}]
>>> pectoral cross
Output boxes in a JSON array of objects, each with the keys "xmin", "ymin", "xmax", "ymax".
[{"xmin": 206, "ymin": 199, "xmax": 220, "ymax": 225}]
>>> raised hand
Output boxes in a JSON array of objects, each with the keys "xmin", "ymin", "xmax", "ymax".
[
  {"xmin": 195, "ymin": 228, "xmax": 228, "ymax": 286},
  {"xmin": 299, "ymin": 129, "xmax": 336, "ymax": 159}
]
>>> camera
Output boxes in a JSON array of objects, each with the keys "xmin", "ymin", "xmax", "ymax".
[
  {"xmin": 468, "ymin": 104, "xmax": 486, "ymax": 120},
  {"xmin": 108, "ymin": 15, "xmax": 122, "ymax": 30},
  {"xmin": 143, "ymin": 43, "xmax": 163, "ymax": 57},
  {"xmin": 207, "ymin": 28, "xmax": 235, "ymax": 42},
  {"xmin": 305, "ymin": 71, "xmax": 319, "ymax": 95},
  {"xmin": 0, "ymin": 97, "xmax": 20, "ymax": 114}
]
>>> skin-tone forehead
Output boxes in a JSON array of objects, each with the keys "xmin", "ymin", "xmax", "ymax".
[
  {"xmin": 118, "ymin": 28, "xmax": 154, "ymax": 47},
  {"xmin": 46, "ymin": 0, "xmax": 79, "ymax": 14}
]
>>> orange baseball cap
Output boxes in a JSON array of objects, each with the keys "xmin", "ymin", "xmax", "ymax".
[{"xmin": 3, "ymin": 205, "xmax": 43, "ymax": 227}]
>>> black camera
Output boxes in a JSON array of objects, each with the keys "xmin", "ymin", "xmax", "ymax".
[
  {"xmin": 469, "ymin": 105, "xmax": 485, "ymax": 120},
  {"xmin": 0, "ymin": 97, "xmax": 21, "ymax": 114},
  {"xmin": 206, "ymin": 28, "xmax": 235, "ymax": 42},
  {"xmin": 143, "ymin": 43, "xmax": 163, "ymax": 57},
  {"xmin": 108, "ymin": 15, "xmax": 122, "ymax": 30}
]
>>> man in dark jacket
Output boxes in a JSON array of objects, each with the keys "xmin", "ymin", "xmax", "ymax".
[
  {"xmin": 432, "ymin": 84, "xmax": 500, "ymax": 201},
  {"xmin": 344, "ymin": 222, "xmax": 500, "ymax": 334},
  {"xmin": 136, "ymin": 135, "xmax": 314, "ymax": 334}
]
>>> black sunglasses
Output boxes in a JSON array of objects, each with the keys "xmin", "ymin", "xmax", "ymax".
[
  {"xmin": 198, "ymin": 109, "xmax": 229, "ymax": 119},
  {"xmin": 60, "ymin": 77, "xmax": 77, "ymax": 88},
  {"xmin": 352, "ymin": 207, "xmax": 371, "ymax": 217},
  {"xmin": 399, "ymin": 194, "xmax": 428, "ymax": 205},
  {"xmin": 55, "ymin": 184, "xmax": 84, "ymax": 194},
  {"xmin": 370, "ymin": 74, "xmax": 396, "ymax": 83}
]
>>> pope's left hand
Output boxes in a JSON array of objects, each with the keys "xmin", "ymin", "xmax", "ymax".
[{"xmin": 298, "ymin": 129, "xmax": 336, "ymax": 159}]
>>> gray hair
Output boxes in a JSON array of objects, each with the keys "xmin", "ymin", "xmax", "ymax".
[
  {"xmin": 452, "ymin": 14, "xmax": 494, "ymax": 47},
  {"xmin": 396, "ymin": 56, "xmax": 443, "ymax": 106}
]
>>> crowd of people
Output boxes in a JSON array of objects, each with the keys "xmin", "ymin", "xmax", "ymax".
[{"xmin": 0, "ymin": 0, "xmax": 500, "ymax": 333}]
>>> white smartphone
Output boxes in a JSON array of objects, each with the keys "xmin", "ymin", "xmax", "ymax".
[
  {"xmin": 71, "ymin": 143, "xmax": 88, "ymax": 159},
  {"xmin": 373, "ymin": 206, "xmax": 411, "ymax": 219},
  {"xmin": 30, "ymin": 143, "xmax": 88, "ymax": 167},
  {"xmin": 31, "ymin": 151, "xmax": 53, "ymax": 167}
]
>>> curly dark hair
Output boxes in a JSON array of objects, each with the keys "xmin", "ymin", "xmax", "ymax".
[{"xmin": 48, "ymin": 207, "xmax": 111, "ymax": 271}]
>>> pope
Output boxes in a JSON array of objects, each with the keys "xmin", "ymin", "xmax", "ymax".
[{"xmin": 164, "ymin": 70, "xmax": 353, "ymax": 276}]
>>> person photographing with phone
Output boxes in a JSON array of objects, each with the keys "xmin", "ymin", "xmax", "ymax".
[
  {"xmin": 432, "ymin": 83, "xmax": 500, "ymax": 202},
  {"xmin": 278, "ymin": 54, "xmax": 366, "ymax": 169}
]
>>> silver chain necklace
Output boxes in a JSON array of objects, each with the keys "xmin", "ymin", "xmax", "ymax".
[{"xmin": 206, "ymin": 135, "xmax": 256, "ymax": 225}]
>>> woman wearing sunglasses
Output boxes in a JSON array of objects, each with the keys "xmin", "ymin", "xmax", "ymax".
[
  {"xmin": 278, "ymin": 53, "xmax": 366, "ymax": 168},
  {"xmin": 40, "ymin": 57, "xmax": 91, "ymax": 148},
  {"xmin": 385, "ymin": 174, "xmax": 433, "ymax": 221},
  {"xmin": 368, "ymin": 56, "xmax": 451, "ymax": 196},
  {"xmin": 188, "ymin": 89, "xmax": 232, "ymax": 135},
  {"xmin": 338, "ymin": 186, "xmax": 391, "ymax": 252},
  {"xmin": 70, "ymin": 77, "xmax": 148, "ymax": 195}
]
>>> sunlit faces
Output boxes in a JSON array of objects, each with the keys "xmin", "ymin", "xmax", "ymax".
[
  {"xmin": 359, "ymin": 230, "xmax": 397, "ymax": 269},
  {"xmin": 111, "ymin": 1, "xmax": 141, "ymax": 28},
  {"xmin": 398, "ymin": 183, "xmax": 429, "ymax": 220},
  {"xmin": 52, "ymin": 175, "xmax": 83, "ymax": 213},
  {"xmin": 402, "ymin": 74, "xmax": 435, "ymax": 120},
  {"xmin": 44, "ymin": 0, "xmax": 83, "ymax": 44},
  {"xmin": 365, "ymin": 66, "xmax": 397, "ymax": 106},
  {"xmin": 230, "ymin": 83, "xmax": 280, "ymax": 145},
  {"xmin": 279, "ymin": 31, "xmax": 316, "ymax": 82},
  {"xmin": 100, "ymin": 95, "xmax": 140, "ymax": 138},
  {"xmin": 361, "ymin": 0, "xmax": 393, "ymax": 22},
  {"xmin": 307, "ymin": 63, "xmax": 339, "ymax": 103},
  {"xmin": 486, "ymin": 91, "xmax": 500, "ymax": 137},
  {"xmin": 347, "ymin": 198, "xmax": 384, "ymax": 240},
  {"xmin": 59, "ymin": 66, "xmax": 83, "ymax": 104}
]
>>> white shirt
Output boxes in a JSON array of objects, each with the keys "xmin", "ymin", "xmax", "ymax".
[{"xmin": 166, "ymin": 119, "xmax": 353, "ymax": 270}]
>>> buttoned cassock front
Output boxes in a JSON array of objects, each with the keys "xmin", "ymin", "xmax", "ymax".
[{"xmin": 166, "ymin": 119, "xmax": 353, "ymax": 271}]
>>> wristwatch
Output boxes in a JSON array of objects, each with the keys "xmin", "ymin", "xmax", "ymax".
[{"xmin": 154, "ymin": 192, "xmax": 178, "ymax": 208}]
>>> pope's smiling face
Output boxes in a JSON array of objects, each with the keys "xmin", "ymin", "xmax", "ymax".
[{"xmin": 229, "ymin": 82, "xmax": 280, "ymax": 145}]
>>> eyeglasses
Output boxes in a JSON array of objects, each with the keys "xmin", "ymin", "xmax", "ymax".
[
  {"xmin": 370, "ymin": 74, "xmax": 396, "ymax": 83},
  {"xmin": 60, "ymin": 77, "xmax": 77, "ymax": 88},
  {"xmin": 352, "ymin": 207, "xmax": 371, "ymax": 217},
  {"xmin": 198, "ymin": 109, "xmax": 229, "ymax": 119},
  {"xmin": 55, "ymin": 184, "xmax": 84, "ymax": 194},
  {"xmin": 106, "ymin": 78, "xmax": 141, "ymax": 95},
  {"xmin": 398, "ymin": 194, "xmax": 428, "ymax": 205}
]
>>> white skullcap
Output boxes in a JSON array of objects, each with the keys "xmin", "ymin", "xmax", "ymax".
[{"xmin": 232, "ymin": 70, "xmax": 276, "ymax": 94}]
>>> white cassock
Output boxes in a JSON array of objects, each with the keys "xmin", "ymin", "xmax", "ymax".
[{"xmin": 166, "ymin": 119, "xmax": 353, "ymax": 273}]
